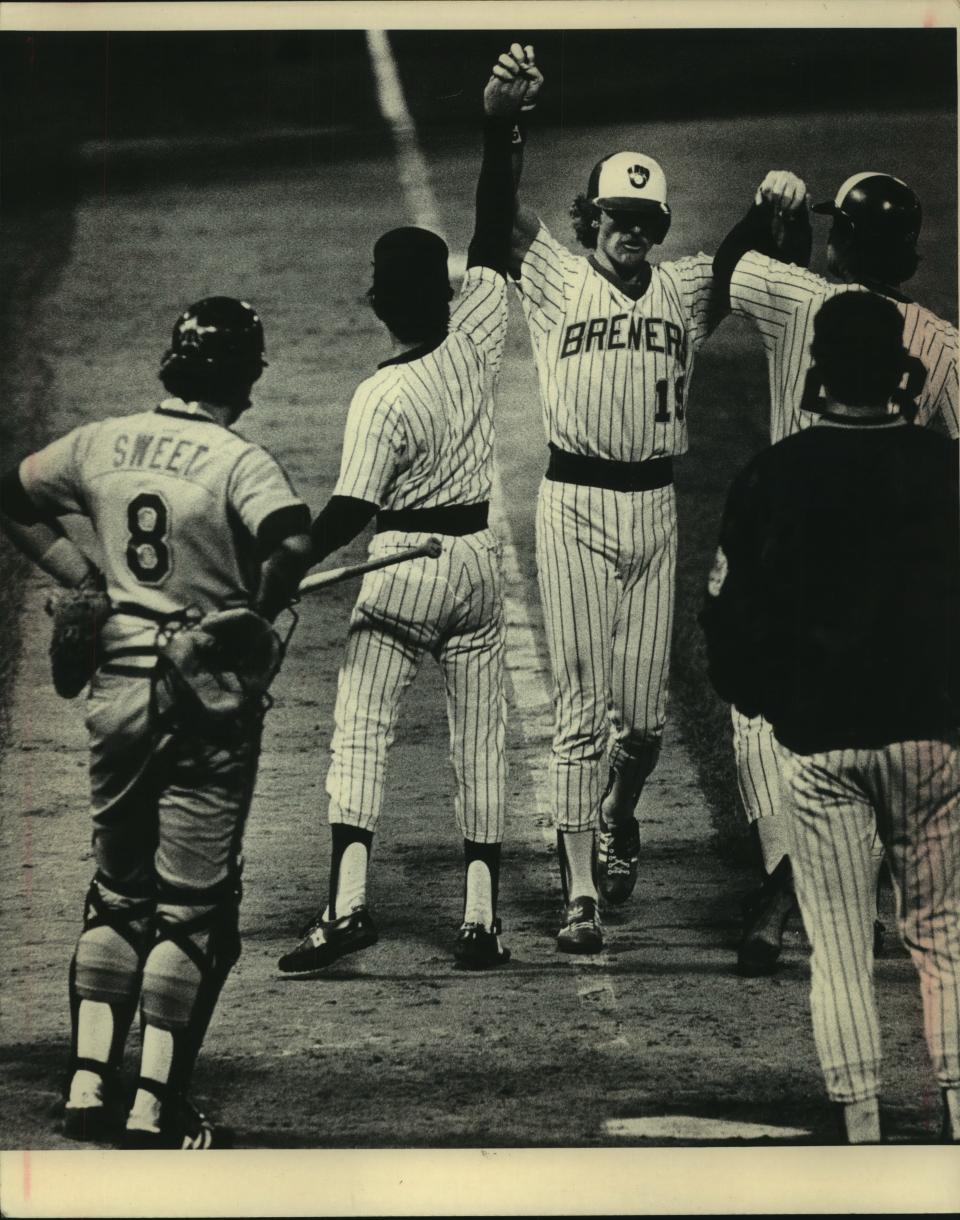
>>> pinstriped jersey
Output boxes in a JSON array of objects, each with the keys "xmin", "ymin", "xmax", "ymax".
[
  {"xmin": 19, "ymin": 398, "xmax": 305, "ymax": 647},
  {"xmin": 731, "ymin": 250, "xmax": 959, "ymax": 443},
  {"xmin": 334, "ymin": 266, "xmax": 507, "ymax": 509},
  {"xmin": 515, "ymin": 224, "xmax": 719, "ymax": 462}
]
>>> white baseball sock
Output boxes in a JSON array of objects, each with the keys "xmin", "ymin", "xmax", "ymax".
[
  {"xmin": 463, "ymin": 860, "xmax": 493, "ymax": 928},
  {"xmin": 943, "ymin": 1087, "xmax": 960, "ymax": 1141},
  {"xmin": 560, "ymin": 829, "xmax": 598, "ymax": 902},
  {"xmin": 842, "ymin": 1097, "xmax": 881, "ymax": 1144},
  {"xmin": 335, "ymin": 841, "xmax": 369, "ymax": 916},
  {"xmin": 756, "ymin": 814, "xmax": 791, "ymax": 875}
]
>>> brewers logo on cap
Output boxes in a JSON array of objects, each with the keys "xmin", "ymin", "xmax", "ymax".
[{"xmin": 593, "ymin": 152, "xmax": 669, "ymax": 210}]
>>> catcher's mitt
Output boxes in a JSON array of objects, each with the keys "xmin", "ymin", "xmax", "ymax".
[
  {"xmin": 153, "ymin": 607, "xmax": 283, "ymax": 738},
  {"xmin": 46, "ymin": 572, "xmax": 112, "ymax": 699}
]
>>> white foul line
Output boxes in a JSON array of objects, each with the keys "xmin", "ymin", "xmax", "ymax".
[
  {"xmin": 365, "ymin": 29, "xmax": 626, "ymax": 1047},
  {"xmin": 604, "ymin": 1116, "xmax": 812, "ymax": 1142}
]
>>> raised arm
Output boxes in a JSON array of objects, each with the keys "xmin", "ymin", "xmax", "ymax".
[
  {"xmin": 714, "ymin": 170, "xmax": 813, "ymax": 310},
  {"xmin": 466, "ymin": 48, "xmax": 527, "ymax": 275},
  {"xmin": 484, "ymin": 42, "xmax": 542, "ymax": 277}
]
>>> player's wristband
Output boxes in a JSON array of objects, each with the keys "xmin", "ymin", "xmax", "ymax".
[{"xmin": 511, "ymin": 116, "xmax": 527, "ymax": 148}]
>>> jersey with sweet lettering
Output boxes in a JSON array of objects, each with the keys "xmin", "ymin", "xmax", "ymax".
[
  {"xmin": 728, "ymin": 250, "xmax": 959, "ymax": 832},
  {"xmin": 19, "ymin": 398, "xmax": 304, "ymax": 659},
  {"xmin": 326, "ymin": 266, "xmax": 508, "ymax": 845},
  {"xmin": 515, "ymin": 224, "xmax": 721, "ymax": 834}
]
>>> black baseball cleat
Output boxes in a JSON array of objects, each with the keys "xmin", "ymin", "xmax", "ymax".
[
  {"xmin": 597, "ymin": 815, "xmax": 640, "ymax": 905},
  {"xmin": 123, "ymin": 1096, "xmax": 226, "ymax": 1150},
  {"xmin": 556, "ymin": 896, "xmax": 604, "ymax": 954},
  {"xmin": 277, "ymin": 905, "xmax": 378, "ymax": 974},
  {"xmin": 452, "ymin": 919, "xmax": 511, "ymax": 970},
  {"xmin": 736, "ymin": 857, "xmax": 797, "ymax": 977},
  {"xmin": 62, "ymin": 1103, "xmax": 116, "ymax": 1143},
  {"xmin": 60, "ymin": 1064, "xmax": 125, "ymax": 1144}
]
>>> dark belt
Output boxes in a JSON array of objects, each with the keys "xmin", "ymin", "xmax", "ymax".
[
  {"xmin": 375, "ymin": 502, "xmax": 489, "ymax": 536},
  {"xmin": 546, "ymin": 445, "xmax": 674, "ymax": 492}
]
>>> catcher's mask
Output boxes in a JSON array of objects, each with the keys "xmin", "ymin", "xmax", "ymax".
[
  {"xmin": 159, "ymin": 296, "xmax": 268, "ymax": 390},
  {"xmin": 589, "ymin": 151, "xmax": 672, "ymax": 244}
]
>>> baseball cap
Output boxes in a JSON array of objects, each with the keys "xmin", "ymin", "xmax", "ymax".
[
  {"xmin": 374, "ymin": 227, "xmax": 448, "ymax": 269},
  {"xmin": 811, "ymin": 172, "xmax": 922, "ymax": 243},
  {"xmin": 591, "ymin": 152, "xmax": 669, "ymax": 212}
]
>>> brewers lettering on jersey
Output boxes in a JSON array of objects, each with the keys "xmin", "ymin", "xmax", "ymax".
[
  {"xmin": 507, "ymin": 54, "xmax": 723, "ymax": 954},
  {"xmin": 0, "ymin": 296, "xmax": 311, "ymax": 1149},
  {"xmin": 713, "ymin": 168, "xmax": 960, "ymax": 977},
  {"xmin": 277, "ymin": 48, "xmax": 530, "ymax": 977}
]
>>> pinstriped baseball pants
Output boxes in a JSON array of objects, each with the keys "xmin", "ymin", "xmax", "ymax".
[
  {"xmin": 732, "ymin": 708, "xmax": 782, "ymax": 823},
  {"xmin": 535, "ymin": 479, "xmax": 677, "ymax": 833},
  {"xmin": 325, "ymin": 529, "xmax": 506, "ymax": 843},
  {"xmin": 778, "ymin": 737, "xmax": 960, "ymax": 1102}
]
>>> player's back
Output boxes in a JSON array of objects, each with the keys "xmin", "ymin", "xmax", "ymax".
[
  {"xmin": 70, "ymin": 403, "xmax": 280, "ymax": 619},
  {"xmin": 730, "ymin": 252, "xmax": 959, "ymax": 441},
  {"xmin": 340, "ymin": 267, "xmax": 507, "ymax": 512},
  {"xmin": 748, "ymin": 421, "xmax": 959, "ymax": 750}
]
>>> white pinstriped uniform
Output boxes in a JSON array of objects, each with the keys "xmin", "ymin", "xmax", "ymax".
[
  {"xmin": 517, "ymin": 224, "xmax": 718, "ymax": 830},
  {"xmin": 777, "ymin": 737, "xmax": 960, "ymax": 1102},
  {"xmin": 326, "ymin": 266, "xmax": 507, "ymax": 843},
  {"xmin": 729, "ymin": 250, "xmax": 960, "ymax": 828}
]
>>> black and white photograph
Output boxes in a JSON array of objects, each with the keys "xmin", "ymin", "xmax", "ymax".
[{"xmin": 0, "ymin": 1, "xmax": 957, "ymax": 1214}]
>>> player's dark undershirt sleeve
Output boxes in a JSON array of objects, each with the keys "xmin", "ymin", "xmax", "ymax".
[
  {"xmin": 310, "ymin": 495, "xmax": 379, "ymax": 565},
  {"xmin": 256, "ymin": 503, "xmax": 312, "ymax": 557},
  {"xmin": 713, "ymin": 201, "xmax": 813, "ymax": 310},
  {"xmin": 0, "ymin": 466, "xmax": 44, "ymax": 526},
  {"xmin": 467, "ymin": 116, "xmax": 515, "ymax": 277}
]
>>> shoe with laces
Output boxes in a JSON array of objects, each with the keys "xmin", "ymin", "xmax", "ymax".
[
  {"xmin": 597, "ymin": 815, "xmax": 641, "ymax": 905},
  {"xmin": 556, "ymin": 896, "xmax": 603, "ymax": 954},
  {"xmin": 277, "ymin": 905, "xmax": 378, "ymax": 974},
  {"xmin": 124, "ymin": 1094, "xmax": 224, "ymax": 1150},
  {"xmin": 453, "ymin": 919, "xmax": 511, "ymax": 970}
]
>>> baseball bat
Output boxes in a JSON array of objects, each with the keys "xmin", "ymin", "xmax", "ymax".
[{"xmin": 297, "ymin": 537, "xmax": 443, "ymax": 596}]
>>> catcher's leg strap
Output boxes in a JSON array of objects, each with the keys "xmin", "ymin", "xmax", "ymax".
[
  {"xmin": 138, "ymin": 877, "xmax": 241, "ymax": 1099},
  {"xmin": 140, "ymin": 875, "xmax": 241, "ymax": 1030},
  {"xmin": 73, "ymin": 873, "xmax": 155, "ymax": 1003}
]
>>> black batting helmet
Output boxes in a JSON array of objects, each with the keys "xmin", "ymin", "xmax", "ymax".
[
  {"xmin": 160, "ymin": 296, "xmax": 268, "ymax": 383},
  {"xmin": 812, "ymin": 173, "xmax": 922, "ymax": 247}
]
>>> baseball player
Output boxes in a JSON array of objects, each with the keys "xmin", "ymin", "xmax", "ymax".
[
  {"xmin": 713, "ymin": 169, "xmax": 959, "ymax": 975},
  {"xmin": 277, "ymin": 50, "xmax": 531, "ymax": 976},
  {"xmin": 499, "ymin": 46, "xmax": 723, "ymax": 951},
  {"xmin": 0, "ymin": 298, "xmax": 311, "ymax": 1148},
  {"xmin": 701, "ymin": 290, "xmax": 960, "ymax": 1144}
]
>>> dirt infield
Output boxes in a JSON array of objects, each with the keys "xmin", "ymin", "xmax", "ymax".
[{"xmin": 0, "ymin": 108, "xmax": 955, "ymax": 1164}]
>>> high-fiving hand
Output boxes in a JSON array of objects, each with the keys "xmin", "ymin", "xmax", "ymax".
[{"xmin": 484, "ymin": 42, "xmax": 544, "ymax": 117}]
